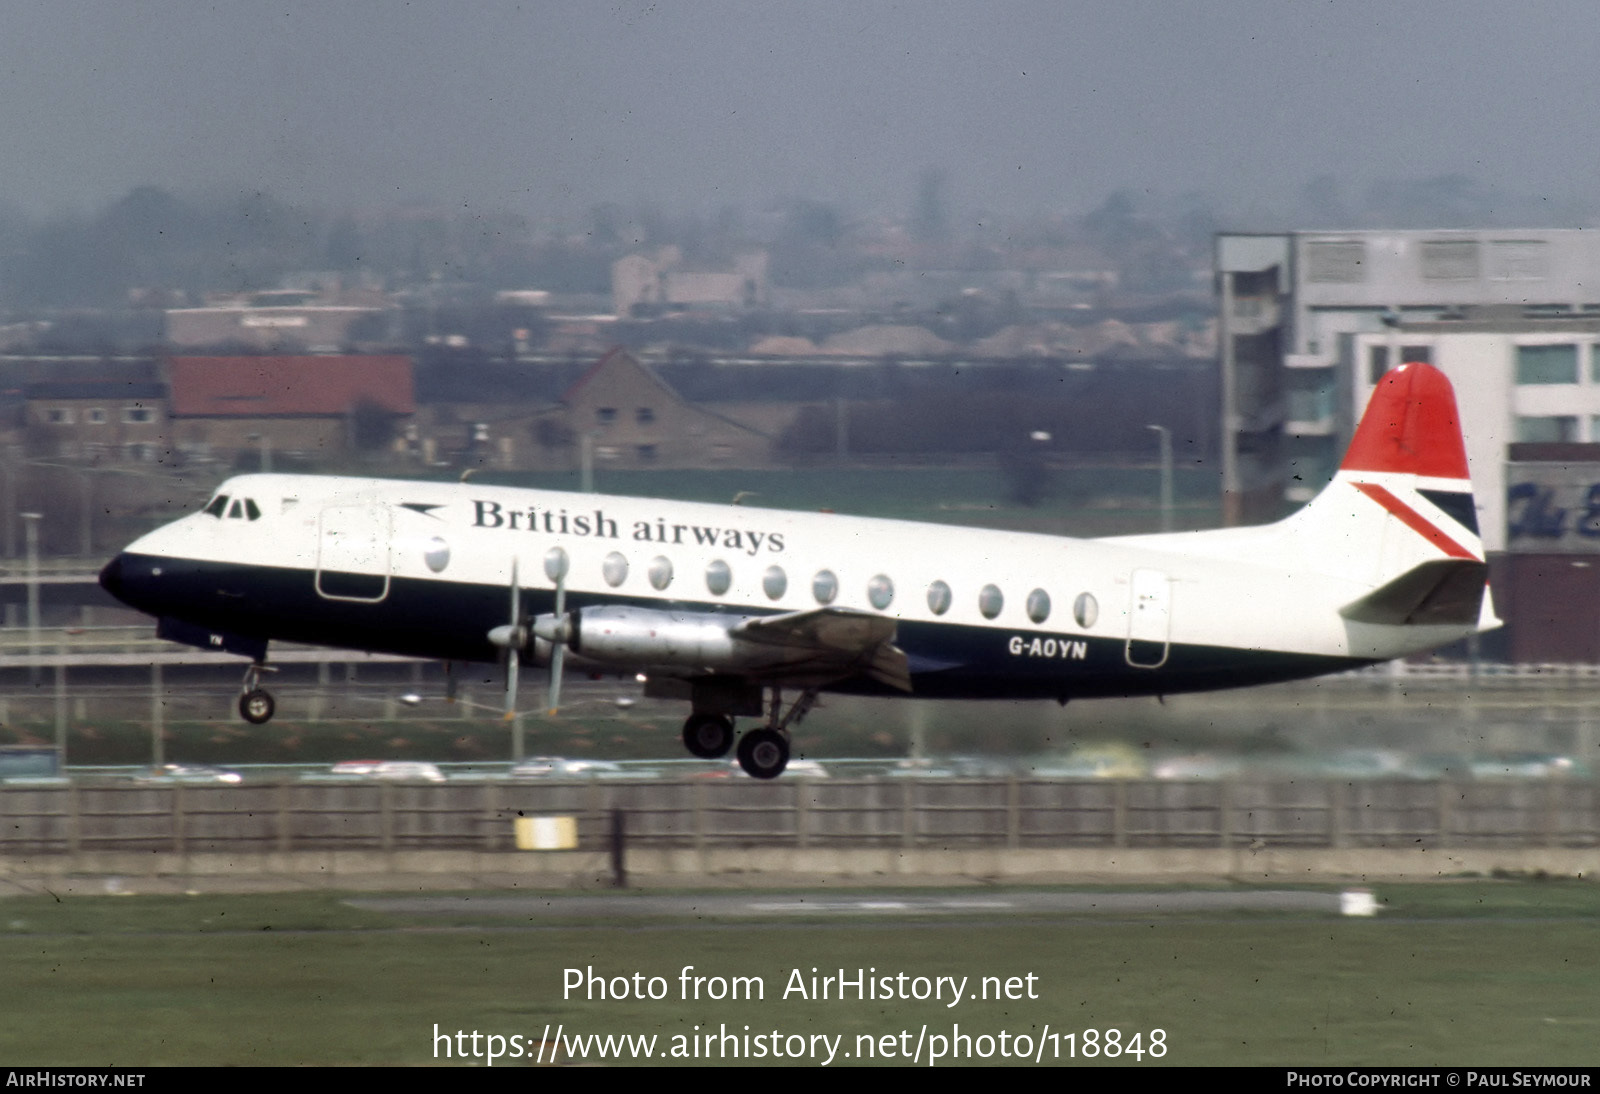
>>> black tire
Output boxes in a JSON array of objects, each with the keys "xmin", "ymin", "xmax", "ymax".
[
  {"xmin": 239, "ymin": 689, "xmax": 275, "ymax": 725},
  {"xmin": 682, "ymin": 713, "xmax": 735, "ymax": 759},
  {"xmin": 735, "ymin": 728, "xmax": 789, "ymax": 779}
]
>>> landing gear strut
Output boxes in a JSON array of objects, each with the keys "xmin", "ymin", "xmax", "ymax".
[
  {"xmin": 682, "ymin": 713, "xmax": 735, "ymax": 759},
  {"xmin": 732, "ymin": 686, "xmax": 820, "ymax": 780},
  {"xmin": 238, "ymin": 662, "xmax": 278, "ymax": 725}
]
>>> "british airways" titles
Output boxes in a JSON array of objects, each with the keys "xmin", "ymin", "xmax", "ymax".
[{"xmin": 472, "ymin": 500, "xmax": 786, "ymax": 555}]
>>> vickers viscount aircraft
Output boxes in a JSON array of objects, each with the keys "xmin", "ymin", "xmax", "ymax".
[{"xmin": 99, "ymin": 362, "xmax": 1497, "ymax": 778}]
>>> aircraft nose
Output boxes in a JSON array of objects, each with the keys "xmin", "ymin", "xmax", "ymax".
[{"xmin": 99, "ymin": 554, "xmax": 127, "ymax": 603}]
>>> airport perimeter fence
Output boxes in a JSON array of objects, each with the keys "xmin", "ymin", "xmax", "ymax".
[{"xmin": 0, "ymin": 776, "xmax": 1596, "ymax": 856}]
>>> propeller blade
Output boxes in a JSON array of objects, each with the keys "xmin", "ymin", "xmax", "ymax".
[
  {"xmin": 503, "ymin": 557, "xmax": 522, "ymax": 721},
  {"xmin": 547, "ymin": 566, "xmax": 566, "ymax": 715}
]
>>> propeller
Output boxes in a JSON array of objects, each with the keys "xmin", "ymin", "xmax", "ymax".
[
  {"xmin": 490, "ymin": 549, "xmax": 572, "ymax": 719},
  {"xmin": 487, "ymin": 557, "xmax": 527, "ymax": 721},
  {"xmin": 538, "ymin": 551, "xmax": 570, "ymax": 716}
]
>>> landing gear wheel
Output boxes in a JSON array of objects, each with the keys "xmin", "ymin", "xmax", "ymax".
[
  {"xmin": 239, "ymin": 688, "xmax": 275, "ymax": 725},
  {"xmin": 736, "ymin": 728, "xmax": 789, "ymax": 780},
  {"xmin": 682, "ymin": 713, "xmax": 735, "ymax": 759}
]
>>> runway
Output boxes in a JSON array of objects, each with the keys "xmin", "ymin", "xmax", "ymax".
[{"xmin": 345, "ymin": 887, "xmax": 1347, "ymax": 921}]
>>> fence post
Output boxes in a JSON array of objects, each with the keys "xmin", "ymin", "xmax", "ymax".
[
  {"xmin": 1329, "ymin": 781, "xmax": 1346, "ymax": 849},
  {"xmin": 795, "ymin": 781, "xmax": 809, "ymax": 849},
  {"xmin": 276, "ymin": 780, "xmax": 292, "ymax": 854},
  {"xmin": 1006, "ymin": 776, "xmax": 1020, "ymax": 850},
  {"xmin": 1218, "ymin": 780, "xmax": 1233, "ymax": 849},
  {"xmin": 172, "ymin": 784, "xmax": 185, "ymax": 856},
  {"xmin": 901, "ymin": 780, "xmax": 916, "ymax": 849},
  {"xmin": 380, "ymin": 781, "xmax": 394, "ymax": 853},
  {"xmin": 693, "ymin": 779, "xmax": 707, "ymax": 851},
  {"xmin": 67, "ymin": 783, "xmax": 81, "ymax": 856},
  {"xmin": 482, "ymin": 781, "xmax": 499, "ymax": 852},
  {"xmin": 1112, "ymin": 781, "xmax": 1128, "ymax": 848}
]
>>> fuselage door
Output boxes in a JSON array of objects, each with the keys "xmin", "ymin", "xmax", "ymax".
[
  {"xmin": 316, "ymin": 505, "xmax": 392, "ymax": 603},
  {"xmin": 1125, "ymin": 568, "xmax": 1171, "ymax": 669}
]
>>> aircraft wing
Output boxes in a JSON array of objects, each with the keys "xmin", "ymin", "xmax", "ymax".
[{"xmin": 732, "ymin": 608, "xmax": 912, "ymax": 692}]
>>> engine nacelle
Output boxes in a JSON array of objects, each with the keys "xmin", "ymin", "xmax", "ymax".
[{"xmin": 546, "ymin": 605, "xmax": 797, "ymax": 673}]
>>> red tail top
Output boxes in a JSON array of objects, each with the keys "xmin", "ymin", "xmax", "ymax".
[{"xmin": 1339, "ymin": 362, "xmax": 1470, "ymax": 480}]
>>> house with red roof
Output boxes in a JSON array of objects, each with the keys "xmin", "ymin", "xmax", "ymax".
[{"xmin": 165, "ymin": 355, "xmax": 415, "ymax": 465}]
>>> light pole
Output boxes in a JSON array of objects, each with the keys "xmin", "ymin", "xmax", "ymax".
[
  {"xmin": 1147, "ymin": 424, "xmax": 1173, "ymax": 533},
  {"xmin": 21, "ymin": 512, "xmax": 41, "ymax": 684}
]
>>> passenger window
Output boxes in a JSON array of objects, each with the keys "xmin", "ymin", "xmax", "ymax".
[
  {"xmin": 544, "ymin": 547, "xmax": 569, "ymax": 582},
  {"xmin": 648, "ymin": 556, "xmax": 673, "ymax": 591},
  {"xmin": 1026, "ymin": 588, "xmax": 1051, "ymax": 624},
  {"xmin": 812, "ymin": 570, "xmax": 838, "ymax": 605},
  {"xmin": 706, "ymin": 559, "xmax": 732, "ymax": 596},
  {"xmin": 867, "ymin": 574, "xmax": 894, "ymax": 610},
  {"xmin": 763, "ymin": 565, "xmax": 787, "ymax": 600},
  {"xmin": 424, "ymin": 536, "xmax": 450, "ymax": 573},
  {"xmin": 602, "ymin": 552, "xmax": 629, "ymax": 587},
  {"xmin": 926, "ymin": 580, "xmax": 952, "ymax": 615},
  {"xmin": 978, "ymin": 584, "xmax": 1004, "ymax": 620},
  {"xmin": 1074, "ymin": 592, "xmax": 1099, "ymax": 629}
]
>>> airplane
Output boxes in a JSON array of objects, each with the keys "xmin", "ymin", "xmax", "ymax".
[{"xmin": 98, "ymin": 361, "xmax": 1498, "ymax": 779}]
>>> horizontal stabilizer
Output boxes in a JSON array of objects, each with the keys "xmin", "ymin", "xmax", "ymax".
[{"xmin": 1339, "ymin": 559, "xmax": 1488, "ymax": 626}]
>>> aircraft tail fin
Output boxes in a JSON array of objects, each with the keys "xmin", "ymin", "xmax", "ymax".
[{"xmin": 1287, "ymin": 361, "xmax": 1495, "ymax": 629}]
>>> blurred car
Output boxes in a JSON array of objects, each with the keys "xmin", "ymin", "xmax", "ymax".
[
  {"xmin": 1150, "ymin": 753, "xmax": 1245, "ymax": 780},
  {"xmin": 1028, "ymin": 744, "xmax": 1148, "ymax": 779},
  {"xmin": 136, "ymin": 764, "xmax": 243, "ymax": 785},
  {"xmin": 369, "ymin": 761, "xmax": 447, "ymax": 782},
  {"xmin": 510, "ymin": 757, "xmax": 624, "ymax": 779},
  {"xmin": 1468, "ymin": 753, "xmax": 1582, "ymax": 779},
  {"xmin": 329, "ymin": 760, "xmax": 385, "ymax": 777}
]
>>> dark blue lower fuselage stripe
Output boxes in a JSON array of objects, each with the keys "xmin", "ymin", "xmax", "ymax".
[{"xmin": 106, "ymin": 553, "xmax": 1373, "ymax": 701}]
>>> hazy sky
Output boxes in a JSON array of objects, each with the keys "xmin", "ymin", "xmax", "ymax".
[{"xmin": 3, "ymin": 1, "xmax": 1597, "ymax": 224}]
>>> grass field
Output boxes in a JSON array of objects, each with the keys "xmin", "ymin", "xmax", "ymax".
[{"xmin": 2, "ymin": 881, "xmax": 1596, "ymax": 1066}]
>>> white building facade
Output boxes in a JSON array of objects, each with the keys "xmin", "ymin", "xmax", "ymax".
[{"xmin": 1217, "ymin": 230, "xmax": 1600, "ymax": 540}]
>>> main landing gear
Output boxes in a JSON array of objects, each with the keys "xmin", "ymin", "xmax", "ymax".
[
  {"xmin": 681, "ymin": 686, "xmax": 820, "ymax": 780},
  {"xmin": 682, "ymin": 713, "xmax": 735, "ymax": 759},
  {"xmin": 238, "ymin": 662, "xmax": 278, "ymax": 725}
]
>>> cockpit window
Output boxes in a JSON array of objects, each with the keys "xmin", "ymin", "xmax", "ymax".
[{"xmin": 210, "ymin": 495, "xmax": 261, "ymax": 521}]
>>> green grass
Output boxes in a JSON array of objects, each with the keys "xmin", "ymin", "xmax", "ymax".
[{"xmin": 2, "ymin": 882, "xmax": 1596, "ymax": 1066}]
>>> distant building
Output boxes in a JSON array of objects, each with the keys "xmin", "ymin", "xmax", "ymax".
[
  {"xmin": 612, "ymin": 247, "xmax": 768, "ymax": 318},
  {"xmin": 166, "ymin": 355, "xmax": 414, "ymax": 465},
  {"xmin": 1217, "ymin": 229, "xmax": 1600, "ymax": 662},
  {"xmin": 166, "ymin": 290, "xmax": 389, "ymax": 352},
  {"xmin": 542, "ymin": 348, "xmax": 772, "ymax": 470},
  {"xmin": 1217, "ymin": 230, "xmax": 1600, "ymax": 531},
  {"xmin": 24, "ymin": 381, "xmax": 168, "ymax": 462}
]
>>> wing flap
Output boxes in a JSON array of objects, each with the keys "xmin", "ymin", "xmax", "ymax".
[{"xmin": 733, "ymin": 608, "xmax": 912, "ymax": 692}]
